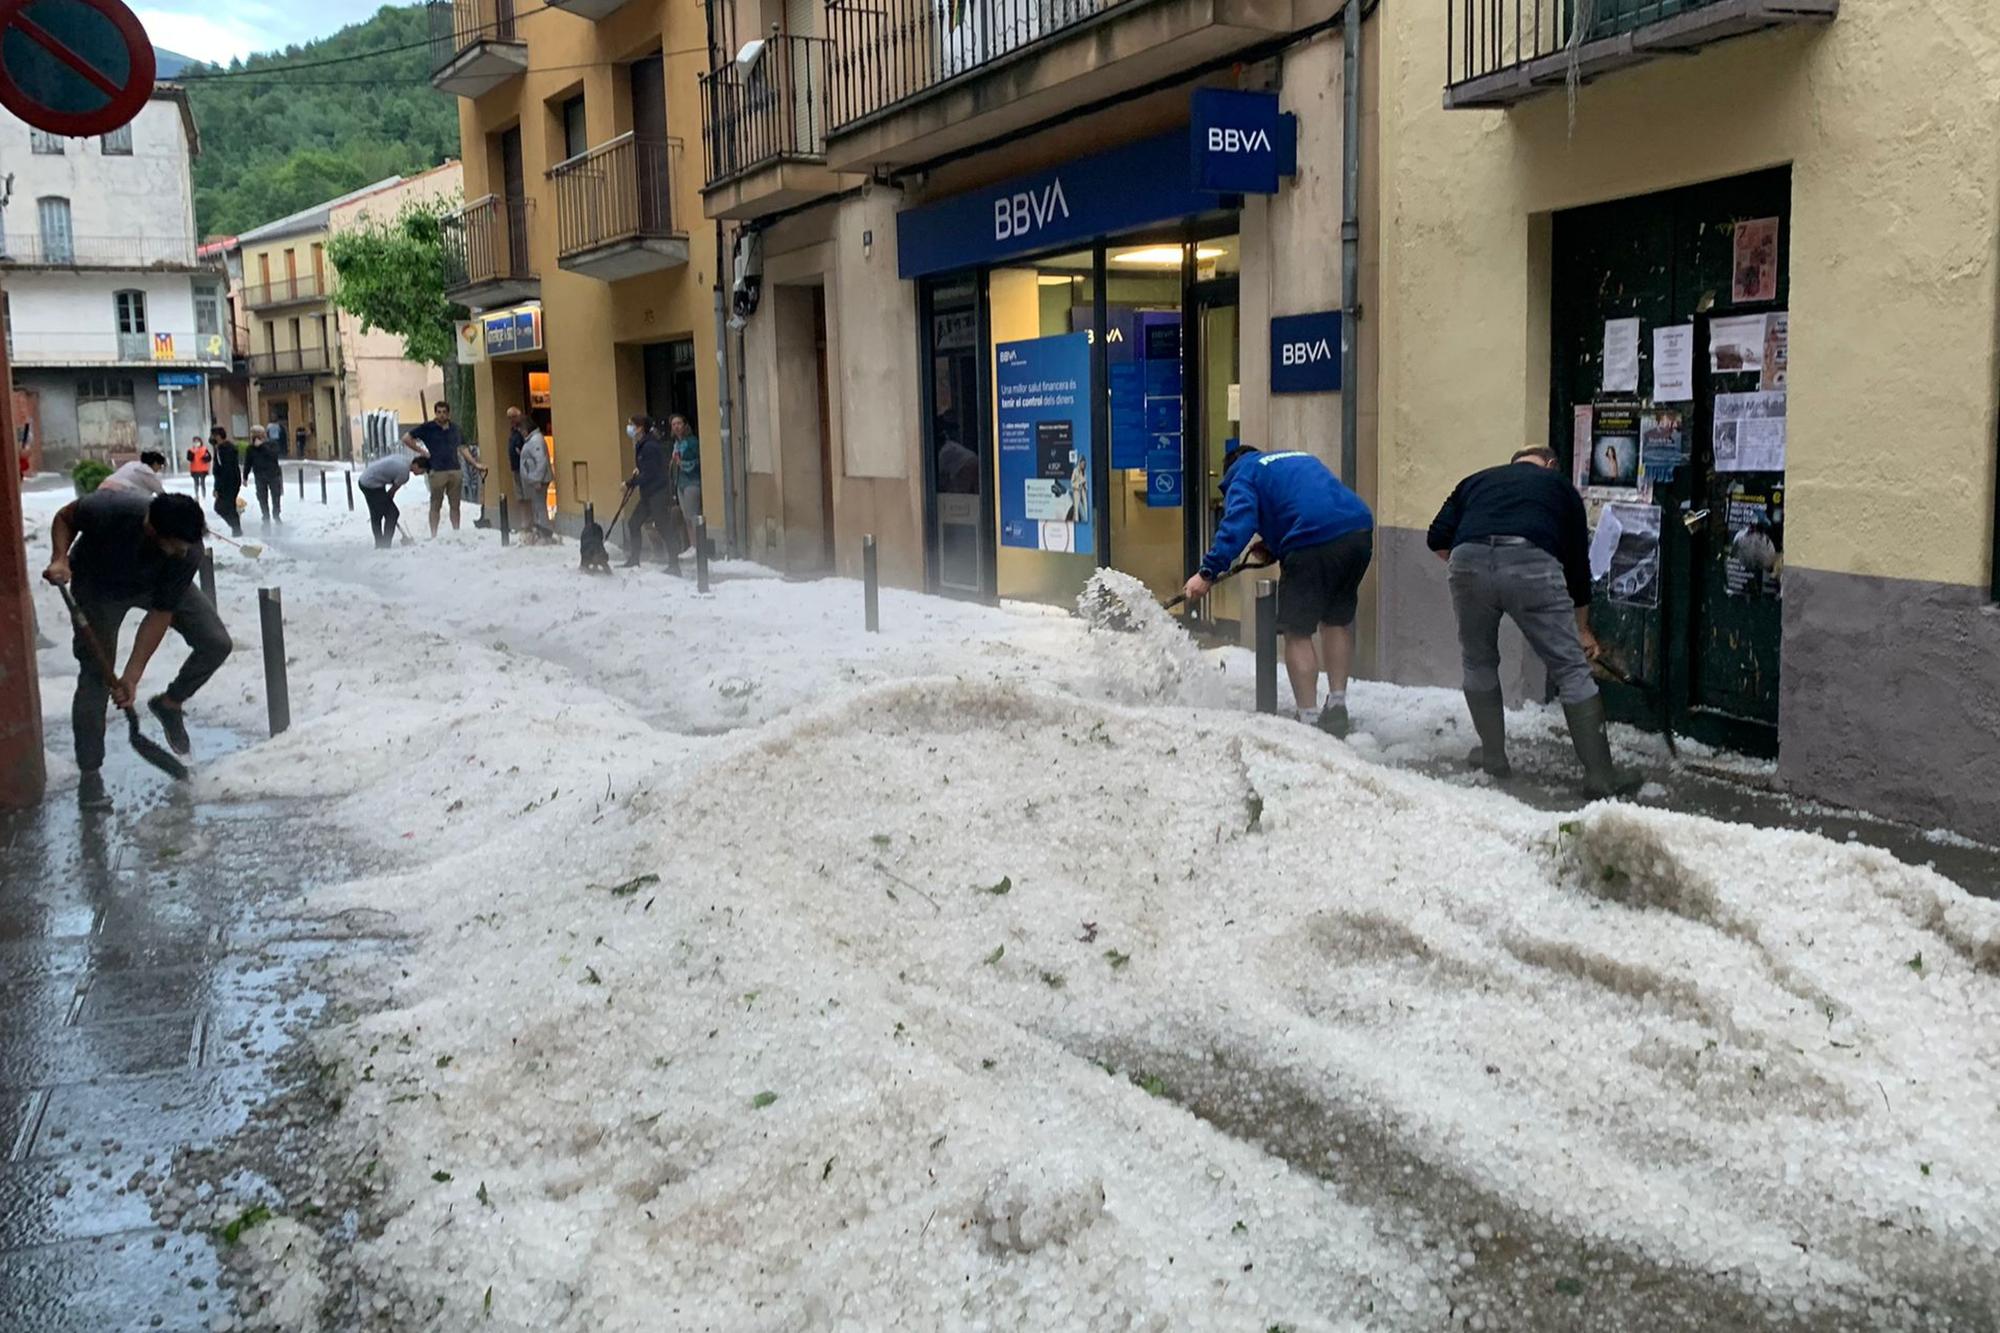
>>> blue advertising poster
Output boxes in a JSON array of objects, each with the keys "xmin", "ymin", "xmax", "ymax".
[
  {"xmin": 1109, "ymin": 364, "xmax": 1147, "ymax": 470},
  {"xmin": 996, "ymin": 333, "xmax": 1094, "ymax": 554}
]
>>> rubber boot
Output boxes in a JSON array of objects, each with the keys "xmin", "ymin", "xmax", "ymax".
[
  {"xmin": 1462, "ymin": 688, "xmax": 1510, "ymax": 777},
  {"xmin": 78, "ymin": 770, "xmax": 112, "ymax": 813},
  {"xmin": 1564, "ymin": 695, "xmax": 1641, "ymax": 799}
]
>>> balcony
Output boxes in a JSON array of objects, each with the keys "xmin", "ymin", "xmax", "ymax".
[
  {"xmin": 700, "ymin": 36, "xmax": 851, "ymax": 220},
  {"xmin": 7, "ymin": 330, "xmax": 231, "ymax": 369},
  {"xmin": 822, "ymin": 0, "xmax": 1294, "ymax": 172},
  {"xmin": 443, "ymin": 195, "xmax": 539, "ymax": 310},
  {"xmin": 546, "ymin": 0, "xmax": 634, "ymax": 21},
  {"xmin": 0, "ymin": 234, "xmax": 220, "ymax": 270},
  {"xmin": 550, "ymin": 135, "xmax": 689, "ymax": 282},
  {"xmin": 1445, "ymin": 0, "xmax": 1837, "ymax": 109},
  {"xmin": 249, "ymin": 346, "xmax": 337, "ymax": 376},
  {"xmin": 243, "ymin": 272, "xmax": 329, "ymax": 311},
  {"xmin": 427, "ymin": 0, "xmax": 528, "ymax": 99}
]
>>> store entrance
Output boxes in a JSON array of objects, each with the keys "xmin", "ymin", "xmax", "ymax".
[{"xmin": 1188, "ymin": 272, "xmax": 1241, "ymax": 632}]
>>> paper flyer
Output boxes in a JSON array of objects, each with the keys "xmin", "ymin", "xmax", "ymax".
[
  {"xmin": 1710, "ymin": 315, "xmax": 1767, "ymax": 374},
  {"xmin": 1652, "ymin": 325, "xmax": 1694, "ymax": 402},
  {"xmin": 1713, "ymin": 390, "xmax": 1787, "ymax": 473},
  {"xmin": 1733, "ymin": 217, "xmax": 1780, "ymax": 304},
  {"xmin": 1572, "ymin": 404, "xmax": 1594, "ymax": 489},
  {"xmin": 1761, "ymin": 312, "xmax": 1789, "ymax": 391},
  {"xmin": 1602, "ymin": 318, "xmax": 1641, "ymax": 394},
  {"xmin": 1606, "ymin": 503, "xmax": 1662, "ymax": 609}
]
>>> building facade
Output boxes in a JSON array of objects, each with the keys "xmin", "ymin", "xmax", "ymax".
[
  {"xmin": 429, "ymin": 0, "xmax": 718, "ymax": 530},
  {"xmin": 698, "ymin": 0, "xmax": 1378, "ymax": 637},
  {"xmin": 1, "ymin": 90, "xmax": 229, "ymax": 469},
  {"xmin": 1373, "ymin": 1, "xmax": 2000, "ymax": 838},
  {"xmin": 326, "ymin": 161, "xmax": 464, "ymax": 461}
]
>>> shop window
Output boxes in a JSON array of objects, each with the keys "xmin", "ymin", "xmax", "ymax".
[
  {"xmin": 100, "ymin": 124, "xmax": 133, "ymax": 155},
  {"xmin": 115, "ymin": 289, "xmax": 148, "ymax": 335}
]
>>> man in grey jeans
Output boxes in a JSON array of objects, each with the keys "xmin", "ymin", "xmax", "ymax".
[{"xmin": 1427, "ymin": 446, "xmax": 1635, "ymax": 797}]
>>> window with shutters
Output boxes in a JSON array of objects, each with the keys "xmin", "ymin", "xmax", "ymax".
[
  {"xmin": 115, "ymin": 290, "xmax": 149, "ymax": 335},
  {"xmin": 194, "ymin": 283, "xmax": 221, "ymax": 336},
  {"xmin": 37, "ymin": 197, "xmax": 73, "ymax": 264},
  {"xmin": 29, "ymin": 130, "xmax": 63, "ymax": 155},
  {"xmin": 100, "ymin": 124, "xmax": 133, "ymax": 155}
]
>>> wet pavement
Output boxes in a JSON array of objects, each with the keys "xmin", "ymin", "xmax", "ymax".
[{"xmin": 0, "ymin": 719, "xmax": 365, "ymax": 1332}]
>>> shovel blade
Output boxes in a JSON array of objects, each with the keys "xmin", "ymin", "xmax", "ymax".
[{"xmin": 124, "ymin": 711, "xmax": 191, "ymax": 782}]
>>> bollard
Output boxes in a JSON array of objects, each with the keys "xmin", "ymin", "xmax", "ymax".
[
  {"xmin": 320, "ymin": 471, "xmax": 327, "ymax": 504},
  {"xmin": 296, "ymin": 467, "xmax": 304, "ymax": 501},
  {"xmin": 694, "ymin": 516, "xmax": 710, "ymax": 593},
  {"xmin": 1254, "ymin": 578, "xmax": 1279, "ymax": 715},
  {"xmin": 257, "ymin": 587, "xmax": 290, "ymax": 737},
  {"xmin": 498, "ymin": 494, "xmax": 510, "ymax": 546},
  {"xmin": 344, "ymin": 470, "xmax": 354, "ymax": 511},
  {"xmin": 665, "ymin": 513, "xmax": 681, "ymax": 577},
  {"xmin": 863, "ymin": 534, "xmax": 879, "ymax": 633},
  {"xmin": 198, "ymin": 548, "xmax": 216, "ymax": 602}
]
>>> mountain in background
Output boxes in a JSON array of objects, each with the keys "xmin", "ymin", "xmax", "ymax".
[
  {"xmin": 154, "ymin": 48, "xmax": 196, "ymax": 79},
  {"xmin": 183, "ymin": 5, "xmax": 458, "ymax": 238}
]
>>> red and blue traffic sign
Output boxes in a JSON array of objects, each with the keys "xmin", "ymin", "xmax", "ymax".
[{"xmin": 0, "ymin": 0, "xmax": 155, "ymax": 139}]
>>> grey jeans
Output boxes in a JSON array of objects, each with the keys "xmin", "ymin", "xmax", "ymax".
[
  {"xmin": 677, "ymin": 481, "xmax": 701, "ymax": 551},
  {"xmin": 1447, "ymin": 540, "xmax": 1597, "ymax": 705},
  {"xmin": 70, "ymin": 581, "xmax": 233, "ymax": 771}
]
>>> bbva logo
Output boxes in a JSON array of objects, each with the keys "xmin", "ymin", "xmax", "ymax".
[
  {"xmin": 1280, "ymin": 338, "xmax": 1335, "ymax": 366},
  {"xmin": 994, "ymin": 180, "xmax": 1071, "ymax": 241},
  {"xmin": 1207, "ymin": 127, "xmax": 1272, "ymax": 154}
]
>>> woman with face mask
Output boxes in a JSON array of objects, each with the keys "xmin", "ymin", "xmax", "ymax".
[{"xmin": 621, "ymin": 415, "xmax": 676, "ymax": 567}]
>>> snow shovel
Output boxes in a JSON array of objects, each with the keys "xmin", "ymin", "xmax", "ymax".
[
  {"xmin": 57, "ymin": 585, "xmax": 191, "ymax": 782},
  {"xmin": 209, "ymin": 529, "xmax": 262, "ymax": 559},
  {"xmin": 1160, "ymin": 549, "xmax": 1276, "ymax": 613},
  {"xmin": 395, "ymin": 520, "xmax": 417, "ymax": 548},
  {"xmin": 1589, "ymin": 651, "xmax": 1680, "ymax": 759}
]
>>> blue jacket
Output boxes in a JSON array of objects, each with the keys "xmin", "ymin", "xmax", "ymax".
[{"xmin": 1199, "ymin": 450, "xmax": 1372, "ymax": 578}]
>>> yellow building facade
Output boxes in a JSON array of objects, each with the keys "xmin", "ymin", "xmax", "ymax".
[
  {"xmin": 430, "ymin": 0, "xmax": 719, "ymax": 530},
  {"xmin": 1374, "ymin": 2, "xmax": 2000, "ymax": 837}
]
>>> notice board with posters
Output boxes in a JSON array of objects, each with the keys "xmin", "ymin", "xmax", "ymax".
[{"xmin": 1549, "ymin": 167, "xmax": 1790, "ymax": 755}]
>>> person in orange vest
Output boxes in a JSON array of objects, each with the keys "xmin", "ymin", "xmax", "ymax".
[{"xmin": 185, "ymin": 435, "xmax": 211, "ymax": 499}]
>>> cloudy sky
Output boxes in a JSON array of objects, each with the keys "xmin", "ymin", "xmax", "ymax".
[{"xmin": 138, "ymin": 0, "xmax": 386, "ymax": 62}]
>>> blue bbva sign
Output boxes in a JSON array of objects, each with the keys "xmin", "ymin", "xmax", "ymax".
[
  {"xmin": 1270, "ymin": 311, "xmax": 1343, "ymax": 394},
  {"xmin": 897, "ymin": 131, "xmax": 1219, "ymax": 279},
  {"xmin": 1189, "ymin": 88, "xmax": 1296, "ymax": 195}
]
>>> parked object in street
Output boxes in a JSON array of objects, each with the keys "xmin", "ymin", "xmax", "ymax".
[
  {"xmin": 357, "ymin": 451, "xmax": 432, "ymax": 550},
  {"xmin": 1182, "ymin": 446, "xmax": 1374, "ymax": 737},
  {"xmin": 43, "ymin": 492, "xmax": 226, "ymax": 807},
  {"xmin": 1428, "ymin": 446, "xmax": 1637, "ymax": 797}
]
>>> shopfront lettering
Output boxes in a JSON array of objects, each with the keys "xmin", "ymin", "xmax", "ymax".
[
  {"xmin": 1279, "ymin": 337, "xmax": 1334, "ymax": 366},
  {"xmin": 1207, "ymin": 126, "xmax": 1273, "ymax": 155},
  {"xmin": 993, "ymin": 180, "xmax": 1072, "ymax": 242},
  {"xmin": 1270, "ymin": 310, "xmax": 1342, "ymax": 394}
]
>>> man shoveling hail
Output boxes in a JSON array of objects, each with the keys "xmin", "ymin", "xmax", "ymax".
[{"xmin": 1182, "ymin": 445, "xmax": 1375, "ymax": 737}]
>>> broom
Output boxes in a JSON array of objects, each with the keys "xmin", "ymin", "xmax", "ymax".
[{"xmin": 57, "ymin": 586, "xmax": 190, "ymax": 782}]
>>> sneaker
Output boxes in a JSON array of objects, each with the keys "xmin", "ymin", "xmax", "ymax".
[
  {"xmin": 78, "ymin": 770, "xmax": 112, "ymax": 812},
  {"xmin": 1316, "ymin": 702, "xmax": 1352, "ymax": 739},
  {"xmin": 148, "ymin": 696, "xmax": 191, "ymax": 756}
]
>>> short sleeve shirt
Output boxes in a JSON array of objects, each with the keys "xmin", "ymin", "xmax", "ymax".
[
  {"xmin": 69, "ymin": 491, "xmax": 197, "ymax": 611},
  {"xmin": 359, "ymin": 453, "xmax": 413, "ymax": 489},
  {"xmin": 409, "ymin": 421, "xmax": 465, "ymax": 471}
]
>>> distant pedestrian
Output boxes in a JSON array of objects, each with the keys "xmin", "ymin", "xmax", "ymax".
[
  {"xmin": 100, "ymin": 451, "xmax": 168, "ymax": 497},
  {"xmin": 186, "ymin": 436, "xmax": 211, "ymax": 498},
  {"xmin": 42, "ymin": 491, "xmax": 230, "ymax": 812},
  {"xmin": 1182, "ymin": 446, "xmax": 1374, "ymax": 736},
  {"xmin": 621, "ymin": 415, "xmax": 674, "ymax": 567},
  {"xmin": 208, "ymin": 427, "xmax": 243, "ymax": 537},
  {"xmin": 516, "ymin": 419, "xmax": 554, "ymax": 543},
  {"xmin": 1427, "ymin": 445, "xmax": 1635, "ymax": 797},
  {"xmin": 667, "ymin": 414, "xmax": 702, "ymax": 555},
  {"xmin": 246, "ymin": 434, "xmax": 283, "ymax": 525},
  {"xmin": 357, "ymin": 450, "xmax": 430, "ymax": 549},
  {"xmin": 505, "ymin": 407, "xmax": 534, "ymax": 533},
  {"xmin": 402, "ymin": 401, "xmax": 486, "ymax": 536}
]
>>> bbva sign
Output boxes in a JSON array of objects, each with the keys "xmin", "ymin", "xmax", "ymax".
[
  {"xmin": 1270, "ymin": 311, "xmax": 1343, "ymax": 394},
  {"xmin": 994, "ymin": 180, "xmax": 1071, "ymax": 242}
]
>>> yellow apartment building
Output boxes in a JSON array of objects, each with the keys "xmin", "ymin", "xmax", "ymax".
[{"xmin": 429, "ymin": 0, "xmax": 719, "ymax": 530}]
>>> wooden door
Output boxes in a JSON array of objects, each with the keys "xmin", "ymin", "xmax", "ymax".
[{"xmin": 629, "ymin": 54, "xmax": 668, "ymax": 234}]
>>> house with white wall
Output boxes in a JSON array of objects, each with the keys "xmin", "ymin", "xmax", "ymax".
[{"xmin": 1, "ymin": 87, "xmax": 227, "ymax": 468}]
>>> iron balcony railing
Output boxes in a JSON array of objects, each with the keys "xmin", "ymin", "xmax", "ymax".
[
  {"xmin": 249, "ymin": 346, "xmax": 337, "ymax": 376},
  {"xmin": 428, "ymin": 0, "xmax": 520, "ymax": 72},
  {"xmin": 1446, "ymin": 0, "xmax": 1805, "ymax": 97},
  {"xmin": 6, "ymin": 330, "xmax": 230, "ymax": 367},
  {"xmin": 443, "ymin": 194, "xmax": 535, "ymax": 292},
  {"xmin": 550, "ymin": 134, "xmax": 684, "ymax": 258},
  {"xmin": 826, "ymin": 0, "xmax": 1120, "ymax": 128},
  {"xmin": 243, "ymin": 272, "xmax": 329, "ymax": 308},
  {"xmin": 0, "ymin": 234, "xmax": 218, "ymax": 268},
  {"xmin": 700, "ymin": 35, "xmax": 833, "ymax": 186}
]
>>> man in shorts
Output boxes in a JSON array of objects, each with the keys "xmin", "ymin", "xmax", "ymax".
[
  {"xmin": 402, "ymin": 401, "xmax": 487, "ymax": 536},
  {"xmin": 1182, "ymin": 445, "xmax": 1374, "ymax": 737}
]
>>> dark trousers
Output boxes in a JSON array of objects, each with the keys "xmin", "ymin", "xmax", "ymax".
[
  {"xmin": 213, "ymin": 486, "xmax": 242, "ymax": 537},
  {"xmin": 254, "ymin": 474, "xmax": 282, "ymax": 521},
  {"xmin": 361, "ymin": 485, "xmax": 399, "ymax": 548},
  {"xmin": 623, "ymin": 489, "xmax": 676, "ymax": 564},
  {"xmin": 70, "ymin": 582, "xmax": 233, "ymax": 771},
  {"xmin": 191, "ymin": 473, "xmax": 208, "ymax": 498}
]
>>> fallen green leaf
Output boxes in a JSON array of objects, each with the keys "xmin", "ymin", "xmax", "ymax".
[
  {"xmin": 751, "ymin": 1091, "xmax": 778, "ymax": 1109},
  {"xmin": 983, "ymin": 945, "xmax": 1005, "ymax": 965},
  {"xmin": 432, "ymin": 1170, "xmax": 453, "ymax": 1183},
  {"xmin": 583, "ymin": 967, "xmax": 602, "ymax": 986},
  {"xmin": 1920, "ymin": 1162, "xmax": 1933, "ymax": 1177},
  {"xmin": 1104, "ymin": 949, "xmax": 1130, "ymax": 970},
  {"xmin": 822, "ymin": 1157, "xmax": 835, "ymax": 1181},
  {"xmin": 1554, "ymin": 1276, "xmax": 1586, "ymax": 1297},
  {"xmin": 435, "ymin": 1055, "xmax": 452, "ymax": 1069},
  {"xmin": 869, "ymin": 834, "xmax": 892, "ymax": 848},
  {"xmin": 477, "ymin": 1181, "xmax": 491, "ymax": 1208},
  {"xmin": 1039, "ymin": 970, "xmax": 1065, "ymax": 990},
  {"xmin": 1906, "ymin": 952, "xmax": 1925, "ymax": 975},
  {"xmin": 484, "ymin": 1285, "xmax": 493, "ymax": 1317},
  {"xmin": 216, "ymin": 1204, "xmax": 272, "ymax": 1246},
  {"xmin": 977, "ymin": 876, "xmax": 1012, "ymax": 896}
]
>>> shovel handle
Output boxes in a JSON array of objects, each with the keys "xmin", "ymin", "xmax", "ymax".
[{"xmin": 56, "ymin": 585, "xmax": 126, "ymax": 704}]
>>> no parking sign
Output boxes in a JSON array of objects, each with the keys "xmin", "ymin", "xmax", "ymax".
[{"xmin": 0, "ymin": 0, "xmax": 155, "ymax": 138}]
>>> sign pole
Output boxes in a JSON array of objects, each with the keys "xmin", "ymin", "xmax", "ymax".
[{"xmin": 0, "ymin": 272, "xmax": 48, "ymax": 806}]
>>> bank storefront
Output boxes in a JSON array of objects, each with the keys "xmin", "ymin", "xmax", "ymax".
[{"xmin": 898, "ymin": 89, "xmax": 1340, "ymax": 632}]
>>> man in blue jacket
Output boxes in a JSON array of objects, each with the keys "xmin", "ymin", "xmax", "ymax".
[{"xmin": 1183, "ymin": 446, "xmax": 1374, "ymax": 736}]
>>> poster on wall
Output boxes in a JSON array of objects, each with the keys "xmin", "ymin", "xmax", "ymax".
[
  {"xmin": 1590, "ymin": 404, "xmax": 1642, "ymax": 488},
  {"xmin": 1602, "ymin": 318, "xmax": 1641, "ymax": 394},
  {"xmin": 1710, "ymin": 315, "xmax": 1767, "ymax": 374},
  {"xmin": 1639, "ymin": 409, "xmax": 1687, "ymax": 483},
  {"xmin": 1572, "ymin": 404, "xmax": 1594, "ymax": 489},
  {"xmin": 1732, "ymin": 217, "xmax": 1781, "ymax": 304},
  {"xmin": 996, "ymin": 333, "xmax": 1094, "ymax": 554},
  {"xmin": 1606, "ymin": 502, "xmax": 1662, "ymax": 609},
  {"xmin": 1713, "ymin": 390, "xmax": 1787, "ymax": 472},
  {"xmin": 1723, "ymin": 482, "xmax": 1784, "ymax": 598},
  {"xmin": 1761, "ymin": 312, "xmax": 1789, "ymax": 391},
  {"xmin": 1652, "ymin": 325, "xmax": 1694, "ymax": 402}
]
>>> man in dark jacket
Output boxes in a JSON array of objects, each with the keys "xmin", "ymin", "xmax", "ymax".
[
  {"xmin": 1183, "ymin": 446, "xmax": 1374, "ymax": 737},
  {"xmin": 208, "ymin": 427, "xmax": 243, "ymax": 537},
  {"xmin": 621, "ymin": 415, "xmax": 676, "ymax": 568},
  {"xmin": 1427, "ymin": 445, "xmax": 1633, "ymax": 797},
  {"xmin": 246, "ymin": 433, "xmax": 283, "ymax": 525}
]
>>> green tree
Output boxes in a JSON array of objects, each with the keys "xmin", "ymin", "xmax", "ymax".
[{"xmin": 325, "ymin": 196, "xmax": 465, "ymax": 368}]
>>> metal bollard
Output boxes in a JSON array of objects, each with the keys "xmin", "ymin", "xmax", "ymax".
[
  {"xmin": 198, "ymin": 548, "xmax": 216, "ymax": 602},
  {"xmin": 320, "ymin": 471, "xmax": 327, "ymax": 504},
  {"xmin": 1254, "ymin": 578, "xmax": 1279, "ymax": 715},
  {"xmin": 665, "ymin": 511, "xmax": 681, "ymax": 577},
  {"xmin": 345, "ymin": 470, "xmax": 354, "ymax": 511},
  {"xmin": 498, "ymin": 494, "xmax": 510, "ymax": 546},
  {"xmin": 296, "ymin": 467, "xmax": 304, "ymax": 500},
  {"xmin": 863, "ymin": 534, "xmax": 879, "ymax": 633},
  {"xmin": 257, "ymin": 587, "xmax": 290, "ymax": 737},
  {"xmin": 694, "ymin": 516, "xmax": 710, "ymax": 593}
]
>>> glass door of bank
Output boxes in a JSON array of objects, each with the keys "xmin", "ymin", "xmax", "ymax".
[{"xmin": 1188, "ymin": 275, "xmax": 1242, "ymax": 633}]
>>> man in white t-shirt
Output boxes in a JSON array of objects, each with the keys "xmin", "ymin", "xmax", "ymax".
[
  {"xmin": 99, "ymin": 451, "xmax": 168, "ymax": 497},
  {"xmin": 357, "ymin": 451, "xmax": 431, "ymax": 549}
]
